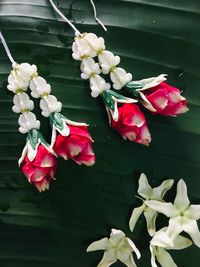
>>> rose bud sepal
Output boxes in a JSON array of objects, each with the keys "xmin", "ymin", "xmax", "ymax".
[{"xmin": 102, "ymin": 89, "xmax": 137, "ymax": 122}]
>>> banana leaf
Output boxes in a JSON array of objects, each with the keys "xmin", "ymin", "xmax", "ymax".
[{"xmin": 0, "ymin": 0, "xmax": 200, "ymax": 266}]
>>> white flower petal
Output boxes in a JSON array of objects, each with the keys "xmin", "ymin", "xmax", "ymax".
[
  {"xmin": 139, "ymin": 92, "xmax": 157, "ymax": 112},
  {"xmin": 185, "ymin": 204, "xmax": 200, "ymax": 220},
  {"xmin": 174, "ymin": 179, "xmax": 190, "ymax": 210},
  {"xmin": 144, "ymin": 208, "xmax": 158, "ymax": 236},
  {"xmin": 118, "ymin": 252, "xmax": 138, "ymax": 267},
  {"xmin": 156, "ymin": 247, "xmax": 177, "ymax": 267},
  {"xmin": 110, "ymin": 229, "xmax": 125, "ymax": 246},
  {"xmin": 165, "ymin": 217, "xmax": 183, "ymax": 240},
  {"xmin": 151, "ymin": 179, "xmax": 174, "ymax": 201},
  {"xmin": 145, "ymin": 200, "xmax": 177, "ymax": 217},
  {"xmin": 182, "ymin": 219, "xmax": 200, "ymax": 248},
  {"xmin": 97, "ymin": 250, "xmax": 117, "ymax": 267},
  {"xmin": 150, "ymin": 245, "xmax": 158, "ymax": 267},
  {"xmin": 129, "ymin": 205, "xmax": 145, "ymax": 232},
  {"xmin": 150, "ymin": 230, "xmax": 174, "ymax": 248},
  {"xmin": 137, "ymin": 173, "xmax": 152, "ymax": 199},
  {"xmin": 87, "ymin": 237, "xmax": 109, "ymax": 252},
  {"xmin": 173, "ymin": 235, "xmax": 193, "ymax": 250},
  {"xmin": 126, "ymin": 238, "xmax": 141, "ymax": 259}
]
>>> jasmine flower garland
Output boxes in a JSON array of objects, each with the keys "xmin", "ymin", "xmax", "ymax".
[
  {"xmin": 49, "ymin": 0, "xmax": 188, "ymax": 147},
  {"xmin": 1, "ymin": 39, "xmax": 57, "ymax": 192}
]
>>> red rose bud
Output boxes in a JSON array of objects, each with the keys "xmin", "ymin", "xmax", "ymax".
[
  {"xmin": 111, "ymin": 103, "xmax": 151, "ymax": 146},
  {"xmin": 21, "ymin": 144, "xmax": 57, "ymax": 192},
  {"xmin": 54, "ymin": 125, "xmax": 95, "ymax": 166},
  {"xmin": 141, "ymin": 82, "xmax": 188, "ymax": 116}
]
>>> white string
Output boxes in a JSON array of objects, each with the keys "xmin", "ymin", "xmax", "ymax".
[
  {"xmin": 90, "ymin": 0, "xmax": 107, "ymax": 32},
  {"xmin": 0, "ymin": 31, "xmax": 16, "ymax": 64},
  {"xmin": 49, "ymin": 0, "xmax": 81, "ymax": 36}
]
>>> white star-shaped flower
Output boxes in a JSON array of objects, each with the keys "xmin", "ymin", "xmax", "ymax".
[
  {"xmin": 129, "ymin": 173, "xmax": 174, "ymax": 236},
  {"xmin": 150, "ymin": 227, "xmax": 192, "ymax": 267},
  {"xmin": 146, "ymin": 179, "xmax": 200, "ymax": 247},
  {"xmin": 87, "ymin": 228, "xmax": 141, "ymax": 267}
]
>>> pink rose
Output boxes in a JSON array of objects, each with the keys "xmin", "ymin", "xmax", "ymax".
[
  {"xmin": 142, "ymin": 82, "xmax": 188, "ymax": 116},
  {"xmin": 21, "ymin": 144, "xmax": 57, "ymax": 192},
  {"xmin": 111, "ymin": 103, "xmax": 151, "ymax": 146},
  {"xmin": 53, "ymin": 125, "xmax": 95, "ymax": 166}
]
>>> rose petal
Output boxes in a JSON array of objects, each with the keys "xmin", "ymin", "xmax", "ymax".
[
  {"xmin": 134, "ymin": 124, "xmax": 151, "ymax": 146},
  {"xmin": 146, "ymin": 88, "xmax": 168, "ymax": 112}
]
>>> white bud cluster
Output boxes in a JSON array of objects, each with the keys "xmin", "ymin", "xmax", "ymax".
[
  {"xmin": 7, "ymin": 63, "xmax": 40, "ymax": 134},
  {"xmin": 30, "ymin": 76, "xmax": 62, "ymax": 117},
  {"xmin": 18, "ymin": 112, "xmax": 40, "ymax": 134},
  {"xmin": 7, "ymin": 62, "xmax": 37, "ymax": 93},
  {"xmin": 72, "ymin": 32, "xmax": 133, "ymax": 96},
  {"xmin": 7, "ymin": 62, "xmax": 62, "ymax": 133}
]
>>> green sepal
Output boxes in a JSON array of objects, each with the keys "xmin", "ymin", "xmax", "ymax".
[
  {"xmin": 125, "ymin": 81, "xmax": 144, "ymax": 97},
  {"xmin": 126, "ymin": 81, "xmax": 145, "ymax": 89},
  {"xmin": 27, "ymin": 129, "xmax": 48, "ymax": 150},
  {"xmin": 102, "ymin": 90, "xmax": 127, "ymax": 111},
  {"xmin": 49, "ymin": 112, "xmax": 66, "ymax": 131}
]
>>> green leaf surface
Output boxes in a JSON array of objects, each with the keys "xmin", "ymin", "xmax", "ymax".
[{"xmin": 0, "ymin": 0, "xmax": 200, "ymax": 266}]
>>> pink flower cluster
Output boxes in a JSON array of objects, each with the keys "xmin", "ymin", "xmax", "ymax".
[
  {"xmin": 107, "ymin": 81, "xmax": 188, "ymax": 146},
  {"xmin": 20, "ymin": 123, "xmax": 95, "ymax": 192}
]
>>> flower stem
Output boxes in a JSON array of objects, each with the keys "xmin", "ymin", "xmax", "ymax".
[
  {"xmin": 0, "ymin": 31, "xmax": 16, "ymax": 64},
  {"xmin": 90, "ymin": 0, "xmax": 107, "ymax": 32},
  {"xmin": 48, "ymin": 0, "xmax": 81, "ymax": 36}
]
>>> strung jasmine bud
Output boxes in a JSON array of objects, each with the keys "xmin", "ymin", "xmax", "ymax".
[
  {"xmin": 90, "ymin": 75, "xmax": 111, "ymax": 98},
  {"xmin": 111, "ymin": 67, "xmax": 132, "ymax": 90},
  {"xmin": 129, "ymin": 173, "xmax": 174, "ymax": 236},
  {"xmin": 30, "ymin": 76, "xmax": 51, "ymax": 98},
  {"xmin": 72, "ymin": 36, "xmax": 96, "ymax": 60},
  {"xmin": 80, "ymin": 57, "xmax": 101, "ymax": 80},
  {"xmin": 72, "ymin": 33, "xmax": 105, "ymax": 60},
  {"xmin": 12, "ymin": 62, "xmax": 37, "ymax": 80},
  {"xmin": 40, "ymin": 95, "xmax": 62, "ymax": 117},
  {"xmin": 98, "ymin": 50, "xmax": 120, "ymax": 74},
  {"xmin": 87, "ymin": 228, "xmax": 141, "ymax": 267},
  {"xmin": 12, "ymin": 92, "xmax": 34, "ymax": 113},
  {"xmin": 7, "ymin": 62, "xmax": 37, "ymax": 93},
  {"xmin": 7, "ymin": 72, "xmax": 30, "ymax": 93},
  {"xmin": 29, "ymin": 76, "xmax": 62, "ymax": 117},
  {"xmin": 18, "ymin": 112, "xmax": 40, "ymax": 134}
]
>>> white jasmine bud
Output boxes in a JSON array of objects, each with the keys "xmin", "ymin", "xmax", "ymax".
[
  {"xmin": 98, "ymin": 50, "xmax": 120, "ymax": 74},
  {"xmin": 111, "ymin": 67, "xmax": 132, "ymax": 90},
  {"xmin": 12, "ymin": 92, "xmax": 34, "ymax": 113},
  {"xmin": 30, "ymin": 76, "xmax": 51, "ymax": 98},
  {"xmin": 40, "ymin": 95, "xmax": 62, "ymax": 117},
  {"xmin": 18, "ymin": 112, "xmax": 40, "ymax": 134},
  {"xmin": 80, "ymin": 58, "xmax": 101, "ymax": 79},
  {"xmin": 90, "ymin": 75, "xmax": 111, "ymax": 98}
]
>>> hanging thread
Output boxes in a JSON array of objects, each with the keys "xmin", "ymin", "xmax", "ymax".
[
  {"xmin": 90, "ymin": 0, "xmax": 107, "ymax": 31},
  {"xmin": 49, "ymin": 0, "xmax": 81, "ymax": 36},
  {"xmin": 0, "ymin": 31, "xmax": 16, "ymax": 64}
]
